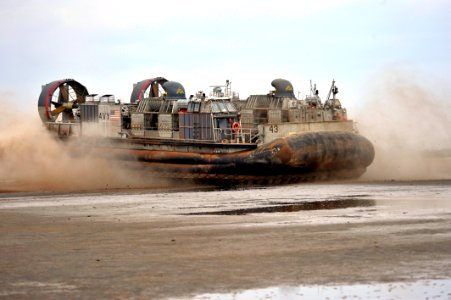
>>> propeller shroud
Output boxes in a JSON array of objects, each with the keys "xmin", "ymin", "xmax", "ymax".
[
  {"xmin": 37, "ymin": 79, "xmax": 89, "ymax": 123},
  {"xmin": 130, "ymin": 77, "xmax": 168, "ymax": 103}
]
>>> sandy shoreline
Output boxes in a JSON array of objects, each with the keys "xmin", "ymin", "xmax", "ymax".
[{"xmin": 1, "ymin": 181, "xmax": 450, "ymax": 299}]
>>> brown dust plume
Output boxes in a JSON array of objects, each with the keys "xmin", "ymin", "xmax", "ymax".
[
  {"xmin": 356, "ymin": 68, "xmax": 451, "ymax": 181},
  {"xmin": 0, "ymin": 92, "xmax": 168, "ymax": 192}
]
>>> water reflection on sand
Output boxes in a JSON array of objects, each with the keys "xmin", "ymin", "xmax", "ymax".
[
  {"xmin": 188, "ymin": 279, "xmax": 451, "ymax": 300},
  {"xmin": 0, "ymin": 180, "xmax": 450, "ymax": 299}
]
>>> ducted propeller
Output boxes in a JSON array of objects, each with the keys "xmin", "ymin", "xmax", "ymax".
[{"xmin": 37, "ymin": 79, "xmax": 89, "ymax": 123}]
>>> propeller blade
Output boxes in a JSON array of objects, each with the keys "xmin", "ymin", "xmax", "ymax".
[
  {"xmin": 50, "ymin": 106, "xmax": 66, "ymax": 116},
  {"xmin": 151, "ymin": 82, "xmax": 159, "ymax": 97},
  {"xmin": 50, "ymin": 102, "xmax": 74, "ymax": 116},
  {"xmin": 51, "ymin": 101, "xmax": 62, "ymax": 107},
  {"xmin": 75, "ymin": 95, "xmax": 85, "ymax": 104},
  {"xmin": 59, "ymin": 84, "xmax": 69, "ymax": 102}
]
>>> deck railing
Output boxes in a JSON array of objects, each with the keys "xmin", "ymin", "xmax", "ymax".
[
  {"xmin": 46, "ymin": 121, "xmax": 261, "ymax": 145},
  {"xmin": 213, "ymin": 128, "xmax": 260, "ymax": 144}
]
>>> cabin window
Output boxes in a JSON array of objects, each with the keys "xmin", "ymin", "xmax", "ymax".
[{"xmin": 188, "ymin": 102, "xmax": 201, "ymax": 113}]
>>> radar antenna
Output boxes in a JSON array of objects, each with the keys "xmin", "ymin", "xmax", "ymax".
[
  {"xmin": 310, "ymin": 80, "xmax": 319, "ymax": 96},
  {"xmin": 326, "ymin": 79, "xmax": 339, "ymax": 100}
]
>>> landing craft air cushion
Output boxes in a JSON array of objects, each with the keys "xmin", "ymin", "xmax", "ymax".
[{"xmin": 37, "ymin": 77, "xmax": 375, "ymax": 185}]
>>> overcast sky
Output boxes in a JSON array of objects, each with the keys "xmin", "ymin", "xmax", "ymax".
[{"xmin": 0, "ymin": 0, "xmax": 450, "ymax": 113}]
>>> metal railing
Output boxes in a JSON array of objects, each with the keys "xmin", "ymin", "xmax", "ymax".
[
  {"xmin": 213, "ymin": 128, "xmax": 260, "ymax": 144},
  {"xmin": 45, "ymin": 121, "xmax": 261, "ymax": 145}
]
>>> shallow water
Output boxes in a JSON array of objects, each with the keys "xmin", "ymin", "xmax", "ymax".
[
  {"xmin": 1, "ymin": 180, "xmax": 450, "ymax": 299},
  {"xmin": 187, "ymin": 279, "xmax": 451, "ymax": 300},
  {"xmin": 1, "ymin": 180, "xmax": 450, "ymax": 223}
]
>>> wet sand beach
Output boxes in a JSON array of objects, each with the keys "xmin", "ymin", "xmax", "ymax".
[{"xmin": 0, "ymin": 181, "xmax": 450, "ymax": 299}]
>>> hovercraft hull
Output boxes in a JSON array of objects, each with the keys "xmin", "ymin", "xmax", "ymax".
[{"xmin": 97, "ymin": 131, "xmax": 374, "ymax": 185}]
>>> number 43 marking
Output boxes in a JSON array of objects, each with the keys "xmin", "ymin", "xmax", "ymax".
[{"xmin": 269, "ymin": 125, "xmax": 278, "ymax": 133}]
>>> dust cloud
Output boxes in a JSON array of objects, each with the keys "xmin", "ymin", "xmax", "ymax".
[
  {"xmin": 2, "ymin": 70, "xmax": 449, "ymax": 192},
  {"xmin": 356, "ymin": 68, "xmax": 451, "ymax": 181},
  {"xmin": 0, "ymin": 92, "xmax": 166, "ymax": 192}
]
